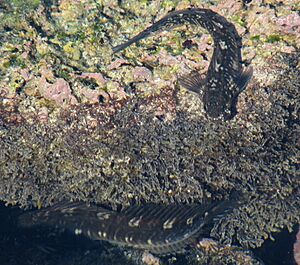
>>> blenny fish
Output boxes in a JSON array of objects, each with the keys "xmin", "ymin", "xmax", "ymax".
[
  {"xmin": 18, "ymin": 199, "xmax": 236, "ymax": 254},
  {"xmin": 113, "ymin": 8, "xmax": 253, "ymax": 120}
]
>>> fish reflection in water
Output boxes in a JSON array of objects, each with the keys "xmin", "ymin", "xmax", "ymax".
[{"xmin": 19, "ymin": 198, "xmax": 237, "ymax": 254}]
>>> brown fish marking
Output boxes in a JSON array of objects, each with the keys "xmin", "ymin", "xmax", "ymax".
[{"xmin": 113, "ymin": 8, "xmax": 253, "ymax": 120}]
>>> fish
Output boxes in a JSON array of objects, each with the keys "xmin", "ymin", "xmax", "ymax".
[
  {"xmin": 112, "ymin": 8, "xmax": 253, "ymax": 120},
  {"xmin": 18, "ymin": 198, "xmax": 237, "ymax": 255}
]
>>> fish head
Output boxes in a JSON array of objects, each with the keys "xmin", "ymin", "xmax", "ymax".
[
  {"xmin": 203, "ymin": 88, "xmax": 234, "ymax": 120},
  {"xmin": 203, "ymin": 66, "xmax": 253, "ymax": 120}
]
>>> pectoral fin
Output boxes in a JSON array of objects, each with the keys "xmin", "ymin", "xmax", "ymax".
[
  {"xmin": 236, "ymin": 66, "xmax": 253, "ymax": 93},
  {"xmin": 178, "ymin": 71, "xmax": 206, "ymax": 94}
]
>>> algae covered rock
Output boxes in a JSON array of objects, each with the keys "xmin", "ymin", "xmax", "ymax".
[
  {"xmin": 1, "ymin": 51, "xmax": 299, "ymax": 264},
  {"xmin": 0, "ymin": 0, "xmax": 299, "ymax": 264}
]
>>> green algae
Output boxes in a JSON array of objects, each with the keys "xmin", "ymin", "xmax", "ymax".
[
  {"xmin": 231, "ymin": 15, "xmax": 247, "ymax": 27},
  {"xmin": 250, "ymin": 35, "xmax": 260, "ymax": 41},
  {"xmin": 11, "ymin": 0, "xmax": 40, "ymax": 9},
  {"xmin": 0, "ymin": 1, "xmax": 41, "ymax": 30},
  {"xmin": 266, "ymin": 34, "xmax": 282, "ymax": 43}
]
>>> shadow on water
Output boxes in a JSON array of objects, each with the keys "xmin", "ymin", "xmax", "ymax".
[{"xmin": 253, "ymin": 225, "xmax": 298, "ymax": 265}]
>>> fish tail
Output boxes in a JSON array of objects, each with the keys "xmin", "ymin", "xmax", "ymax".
[
  {"xmin": 112, "ymin": 9, "xmax": 208, "ymax": 53},
  {"xmin": 112, "ymin": 29, "xmax": 152, "ymax": 53},
  {"xmin": 18, "ymin": 201, "xmax": 98, "ymax": 228},
  {"xmin": 18, "ymin": 209, "xmax": 47, "ymax": 227}
]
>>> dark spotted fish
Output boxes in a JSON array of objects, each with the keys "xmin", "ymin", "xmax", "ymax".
[
  {"xmin": 19, "ymin": 199, "xmax": 236, "ymax": 254},
  {"xmin": 113, "ymin": 9, "xmax": 253, "ymax": 120}
]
